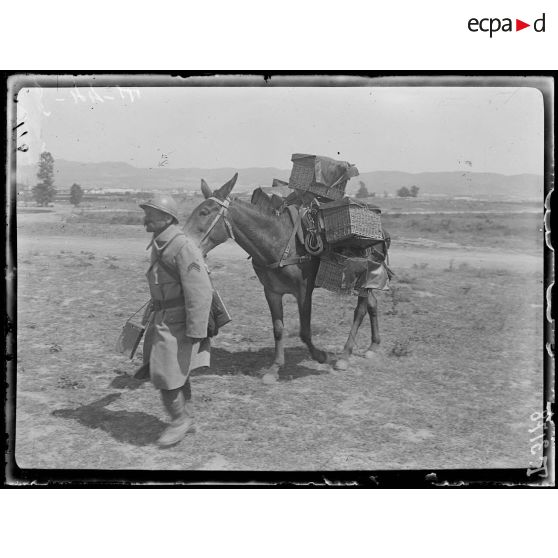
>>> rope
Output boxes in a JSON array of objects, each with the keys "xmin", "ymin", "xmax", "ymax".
[
  {"xmin": 302, "ymin": 203, "xmax": 324, "ymax": 256},
  {"xmin": 305, "ymin": 232, "xmax": 324, "ymax": 255},
  {"xmin": 127, "ymin": 299, "xmax": 150, "ymax": 321}
]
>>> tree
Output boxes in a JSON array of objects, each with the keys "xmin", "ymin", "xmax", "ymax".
[
  {"xmin": 32, "ymin": 152, "xmax": 56, "ymax": 206},
  {"xmin": 70, "ymin": 183, "xmax": 84, "ymax": 206},
  {"xmin": 410, "ymin": 185, "xmax": 420, "ymax": 198},
  {"xmin": 396, "ymin": 186, "xmax": 411, "ymax": 197},
  {"xmin": 355, "ymin": 180, "xmax": 369, "ymax": 199}
]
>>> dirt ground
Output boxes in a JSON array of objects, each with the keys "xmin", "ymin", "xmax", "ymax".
[{"xmin": 13, "ymin": 206, "xmax": 545, "ymax": 471}]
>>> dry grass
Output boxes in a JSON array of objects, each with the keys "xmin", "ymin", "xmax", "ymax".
[
  {"xmin": 28, "ymin": 198, "xmax": 543, "ymax": 254},
  {"xmin": 383, "ymin": 212, "xmax": 542, "ymax": 252},
  {"xmin": 66, "ymin": 211, "xmax": 145, "ymax": 225},
  {"xmin": 15, "ymin": 229, "xmax": 544, "ymax": 470}
]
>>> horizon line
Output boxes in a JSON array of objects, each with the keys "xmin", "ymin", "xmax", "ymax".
[{"xmin": 19, "ymin": 158, "xmax": 543, "ymax": 177}]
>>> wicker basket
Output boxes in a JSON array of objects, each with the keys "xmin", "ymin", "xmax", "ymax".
[
  {"xmin": 289, "ymin": 159, "xmax": 315, "ymax": 188},
  {"xmin": 315, "ymin": 255, "xmax": 353, "ymax": 294},
  {"xmin": 321, "ymin": 198, "xmax": 384, "ymax": 245},
  {"xmin": 289, "ymin": 156, "xmax": 348, "ymax": 201}
]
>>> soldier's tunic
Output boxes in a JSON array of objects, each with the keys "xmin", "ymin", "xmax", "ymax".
[{"xmin": 144, "ymin": 224, "xmax": 213, "ymax": 390}]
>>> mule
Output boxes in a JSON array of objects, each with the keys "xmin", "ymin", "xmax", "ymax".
[{"xmin": 184, "ymin": 174, "xmax": 384, "ymax": 383}]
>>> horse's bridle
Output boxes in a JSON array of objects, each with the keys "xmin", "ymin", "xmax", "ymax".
[{"xmin": 198, "ymin": 196, "xmax": 235, "ymax": 249}]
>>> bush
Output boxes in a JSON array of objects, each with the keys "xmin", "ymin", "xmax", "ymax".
[
  {"xmin": 396, "ymin": 185, "xmax": 420, "ymax": 198},
  {"xmin": 356, "ymin": 181, "xmax": 369, "ymax": 199},
  {"xmin": 70, "ymin": 183, "xmax": 84, "ymax": 206}
]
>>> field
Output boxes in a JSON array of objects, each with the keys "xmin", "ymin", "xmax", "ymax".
[{"xmin": 14, "ymin": 197, "xmax": 545, "ymax": 473}]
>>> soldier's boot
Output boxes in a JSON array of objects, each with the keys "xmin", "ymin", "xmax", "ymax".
[
  {"xmin": 182, "ymin": 378, "xmax": 192, "ymax": 401},
  {"xmin": 157, "ymin": 387, "xmax": 195, "ymax": 447},
  {"xmin": 182, "ymin": 380, "xmax": 194, "ymax": 422}
]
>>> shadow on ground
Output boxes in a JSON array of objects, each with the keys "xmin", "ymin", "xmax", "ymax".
[
  {"xmin": 192, "ymin": 346, "xmax": 326, "ymax": 381},
  {"xmin": 110, "ymin": 373, "xmax": 149, "ymax": 390},
  {"xmin": 52, "ymin": 393, "xmax": 165, "ymax": 446},
  {"xmin": 113, "ymin": 347, "xmax": 326, "ymax": 384}
]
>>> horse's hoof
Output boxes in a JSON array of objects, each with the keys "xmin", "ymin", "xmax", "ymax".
[
  {"xmin": 335, "ymin": 359, "xmax": 348, "ymax": 371},
  {"xmin": 313, "ymin": 350, "xmax": 330, "ymax": 364},
  {"xmin": 262, "ymin": 372, "xmax": 278, "ymax": 384},
  {"xmin": 365, "ymin": 350, "xmax": 379, "ymax": 360}
]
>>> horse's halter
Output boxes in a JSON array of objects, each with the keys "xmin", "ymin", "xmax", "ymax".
[{"xmin": 198, "ymin": 196, "xmax": 236, "ymax": 249}]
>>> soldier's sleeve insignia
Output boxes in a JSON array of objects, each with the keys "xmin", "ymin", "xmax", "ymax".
[{"xmin": 187, "ymin": 262, "xmax": 201, "ymax": 273}]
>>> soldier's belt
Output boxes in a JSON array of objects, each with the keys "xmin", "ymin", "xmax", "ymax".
[{"xmin": 151, "ymin": 297, "xmax": 184, "ymax": 311}]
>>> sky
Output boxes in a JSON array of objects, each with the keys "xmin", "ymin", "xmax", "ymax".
[{"xmin": 16, "ymin": 85, "xmax": 544, "ymax": 175}]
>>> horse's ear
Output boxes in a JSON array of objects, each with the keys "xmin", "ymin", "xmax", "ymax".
[
  {"xmin": 215, "ymin": 173, "xmax": 238, "ymax": 200},
  {"xmin": 201, "ymin": 179, "xmax": 213, "ymax": 199}
]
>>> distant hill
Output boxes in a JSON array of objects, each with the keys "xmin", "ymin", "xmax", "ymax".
[
  {"xmin": 16, "ymin": 160, "xmax": 543, "ymax": 200},
  {"xmin": 16, "ymin": 160, "xmax": 290, "ymax": 194},
  {"xmin": 352, "ymin": 171, "xmax": 543, "ymax": 200}
]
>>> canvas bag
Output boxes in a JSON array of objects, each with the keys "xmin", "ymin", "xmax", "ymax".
[{"xmin": 116, "ymin": 301, "xmax": 151, "ymax": 359}]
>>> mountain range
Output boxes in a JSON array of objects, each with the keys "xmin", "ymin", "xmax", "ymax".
[{"xmin": 16, "ymin": 159, "xmax": 543, "ymax": 199}]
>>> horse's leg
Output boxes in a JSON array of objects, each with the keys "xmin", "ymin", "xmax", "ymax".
[
  {"xmin": 335, "ymin": 295, "xmax": 368, "ymax": 371},
  {"xmin": 261, "ymin": 288, "xmax": 285, "ymax": 384},
  {"xmin": 365, "ymin": 291, "xmax": 381, "ymax": 359},
  {"xmin": 297, "ymin": 287, "xmax": 329, "ymax": 365}
]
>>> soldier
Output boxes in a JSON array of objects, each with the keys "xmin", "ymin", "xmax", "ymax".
[{"xmin": 138, "ymin": 194, "xmax": 213, "ymax": 447}]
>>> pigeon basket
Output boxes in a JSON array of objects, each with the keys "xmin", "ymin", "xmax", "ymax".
[
  {"xmin": 321, "ymin": 198, "xmax": 384, "ymax": 246},
  {"xmin": 289, "ymin": 154, "xmax": 353, "ymax": 201},
  {"xmin": 315, "ymin": 255, "xmax": 353, "ymax": 294}
]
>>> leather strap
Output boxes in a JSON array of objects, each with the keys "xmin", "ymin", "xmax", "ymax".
[
  {"xmin": 148, "ymin": 233, "xmax": 189, "ymax": 307},
  {"xmin": 253, "ymin": 207, "xmax": 314, "ymax": 269},
  {"xmin": 146, "ymin": 231, "xmax": 185, "ymax": 276},
  {"xmin": 277, "ymin": 209, "xmax": 301, "ymax": 266},
  {"xmin": 287, "ymin": 205, "xmax": 305, "ymax": 245},
  {"xmin": 155, "ymin": 256, "xmax": 181, "ymax": 283},
  {"xmin": 253, "ymin": 254, "xmax": 313, "ymax": 270},
  {"xmin": 198, "ymin": 196, "xmax": 235, "ymax": 248}
]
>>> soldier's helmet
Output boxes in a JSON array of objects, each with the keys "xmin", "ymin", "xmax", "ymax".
[{"xmin": 139, "ymin": 194, "xmax": 179, "ymax": 220}]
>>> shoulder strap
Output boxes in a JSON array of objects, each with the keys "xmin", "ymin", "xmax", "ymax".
[
  {"xmin": 152, "ymin": 231, "xmax": 186, "ymax": 282},
  {"xmin": 277, "ymin": 208, "xmax": 303, "ymax": 267},
  {"xmin": 156, "ymin": 255, "xmax": 181, "ymax": 282}
]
